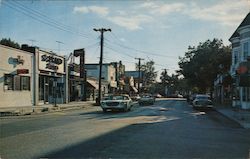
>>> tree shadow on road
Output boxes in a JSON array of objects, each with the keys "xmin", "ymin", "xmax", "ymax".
[{"xmin": 38, "ymin": 105, "xmax": 250, "ymax": 159}]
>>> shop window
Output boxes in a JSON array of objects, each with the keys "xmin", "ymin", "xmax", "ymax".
[
  {"xmin": 4, "ymin": 74, "xmax": 30, "ymax": 91},
  {"xmin": 4, "ymin": 74, "xmax": 14, "ymax": 90},
  {"xmin": 247, "ymin": 87, "xmax": 250, "ymax": 101},
  {"xmin": 242, "ymin": 87, "xmax": 250, "ymax": 102}
]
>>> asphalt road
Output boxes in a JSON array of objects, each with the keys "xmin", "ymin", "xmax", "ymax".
[{"xmin": 0, "ymin": 99, "xmax": 250, "ymax": 159}]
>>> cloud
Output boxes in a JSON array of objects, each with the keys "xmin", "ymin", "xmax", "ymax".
[
  {"xmin": 185, "ymin": 0, "xmax": 249, "ymax": 26},
  {"xmin": 73, "ymin": 6, "xmax": 89, "ymax": 14},
  {"xmin": 73, "ymin": 5, "xmax": 109, "ymax": 16},
  {"xmin": 139, "ymin": 2, "xmax": 186, "ymax": 15},
  {"xmin": 139, "ymin": 2, "xmax": 158, "ymax": 9},
  {"xmin": 119, "ymin": 38, "xmax": 126, "ymax": 42},
  {"xmin": 151, "ymin": 3, "xmax": 186, "ymax": 15},
  {"xmin": 138, "ymin": 1, "xmax": 248, "ymax": 26},
  {"xmin": 88, "ymin": 6, "xmax": 109, "ymax": 16},
  {"xmin": 107, "ymin": 15, "xmax": 153, "ymax": 31}
]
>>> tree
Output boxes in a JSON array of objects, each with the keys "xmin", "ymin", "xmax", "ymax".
[
  {"xmin": 178, "ymin": 38, "xmax": 231, "ymax": 93},
  {"xmin": 0, "ymin": 38, "xmax": 21, "ymax": 49},
  {"xmin": 136, "ymin": 60, "xmax": 157, "ymax": 92}
]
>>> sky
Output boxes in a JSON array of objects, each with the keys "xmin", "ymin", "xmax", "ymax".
[{"xmin": 0, "ymin": 0, "xmax": 249, "ymax": 79}]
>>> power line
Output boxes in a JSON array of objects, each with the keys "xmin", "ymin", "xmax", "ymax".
[
  {"xmin": 107, "ymin": 32, "xmax": 178, "ymax": 59},
  {"xmin": 14, "ymin": 1, "xmax": 94, "ymax": 38},
  {"xmin": 3, "ymin": 1, "xmax": 95, "ymax": 40},
  {"xmin": 104, "ymin": 42, "xmax": 135, "ymax": 59}
]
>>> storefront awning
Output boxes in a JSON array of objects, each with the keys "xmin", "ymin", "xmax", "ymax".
[{"xmin": 87, "ymin": 79, "xmax": 98, "ymax": 89}]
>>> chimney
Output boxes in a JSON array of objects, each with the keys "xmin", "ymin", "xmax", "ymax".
[{"xmin": 21, "ymin": 44, "xmax": 36, "ymax": 53}]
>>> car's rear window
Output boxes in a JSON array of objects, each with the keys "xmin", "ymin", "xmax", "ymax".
[{"xmin": 196, "ymin": 96, "xmax": 209, "ymax": 100}]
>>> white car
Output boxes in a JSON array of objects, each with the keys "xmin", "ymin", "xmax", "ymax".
[
  {"xmin": 192, "ymin": 94, "xmax": 213, "ymax": 109},
  {"xmin": 101, "ymin": 95, "xmax": 133, "ymax": 112}
]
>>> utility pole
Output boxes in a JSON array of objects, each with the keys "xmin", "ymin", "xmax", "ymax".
[
  {"xmin": 94, "ymin": 28, "xmax": 111, "ymax": 105},
  {"xmin": 135, "ymin": 58, "xmax": 144, "ymax": 95},
  {"xmin": 162, "ymin": 69, "xmax": 169, "ymax": 97},
  {"xmin": 56, "ymin": 41, "xmax": 64, "ymax": 54},
  {"xmin": 28, "ymin": 39, "xmax": 36, "ymax": 46}
]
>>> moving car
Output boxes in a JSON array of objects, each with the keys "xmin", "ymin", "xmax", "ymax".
[
  {"xmin": 139, "ymin": 94, "xmax": 155, "ymax": 105},
  {"xmin": 101, "ymin": 94, "xmax": 133, "ymax": 112},
  {"xmin": 192, "ymin": 94, "xmax": 213, "ymax": 109}
]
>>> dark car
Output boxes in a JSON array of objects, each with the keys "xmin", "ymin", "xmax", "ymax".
[{"xmin": 139, "ymin": 94, "xmax": 155, "ymax": 105}]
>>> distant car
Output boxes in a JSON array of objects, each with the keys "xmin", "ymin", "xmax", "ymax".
[
  {"xmin": 101, "ymin": 95, "xmax": 133, "ymax": 112},
  {"xmin": 153, "ymin": 93, "xmax": 162, "ymax": 98},
  {"xmin": 192, "ymin": 94, "xmax": 213, "ymax": 109},
  {"xmin": 177, "ymin": 94, "xmax": 183, "ymax": 98},
  {"xmin": 131, "ymin": 94, "xmax": 141, "ymax": 101},
  {"xmin": 139, "ymin": 94, "xmax": 155, "ymax": 105}
]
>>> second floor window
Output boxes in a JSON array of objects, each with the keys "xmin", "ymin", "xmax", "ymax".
[
  {"xmin": 234, "ymin": 51, "xmax": 238, "ymax": 65},
  {"xmin": 243, "ymin": 42, "xmax": 248, "ymax": 60}
]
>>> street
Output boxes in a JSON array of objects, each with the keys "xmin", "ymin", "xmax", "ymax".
[{"xmin": 1, "ymin": 99, "xmax": 250, "ymax": 159}]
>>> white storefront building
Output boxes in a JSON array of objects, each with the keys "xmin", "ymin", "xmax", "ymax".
[
  {"xmin": 0, "ymin": 44, "xmax": 68, "ymax": 108},
  {"xmin": 0, "ymin": 45, "xmax": 34, "ymax": 107}
]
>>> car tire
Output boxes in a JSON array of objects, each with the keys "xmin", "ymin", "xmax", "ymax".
[
  {"xmin": 103, "ymin": 108, "xmax": 107, "ymax": 113},
  {"xmin": 122, "ymin": 105, "xmax": 127, "ymax": 112}
]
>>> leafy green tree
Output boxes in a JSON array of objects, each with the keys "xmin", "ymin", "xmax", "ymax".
[
  {"xmin": 178, "ymin": 39, "xmax": 231, "ymax": 93},
  {"xmin": 0, "ymin": 38, "xmax": 21, "ymax": 49},
  {"xmin": 136, "ymin": 60, "xmax": 157, "ymax": 92}
]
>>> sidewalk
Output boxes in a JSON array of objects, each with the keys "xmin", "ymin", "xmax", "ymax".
[
  {"xmin": 0, "ymin": 101, "xmax": 96, "ymax": 117},
  {"xmin": 215, "ymin": 104, "xmax": 250, "ymax": 129}
]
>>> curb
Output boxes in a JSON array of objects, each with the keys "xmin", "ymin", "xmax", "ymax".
[
  {"xmin": 214, "ymin": 107, "xmax": 250, "ymax": 129},
  {"xmin": 0, "ymin": 102, "xmax": 96, "ymax": 117}
]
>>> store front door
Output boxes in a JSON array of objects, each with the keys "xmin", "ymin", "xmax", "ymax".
[{"xmin": 44, "ymin": 83, "xmax": 49, "ymax": 103}]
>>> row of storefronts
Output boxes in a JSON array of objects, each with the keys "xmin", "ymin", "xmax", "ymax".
[{"xmin": 0, "ymin": 44, "xmax": 137, "ymax": 108}]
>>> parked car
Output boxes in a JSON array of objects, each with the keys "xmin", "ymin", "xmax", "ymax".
[
  {"xmin": 101, "ymin": 94, "xmax": 133, "ymax": 112},
  {"xmin": 139, "ymin": 94, "xmax": 155, "ymax": 105},
  {"xmin": 131, "ymin": 94, "xmax": 141, "ymax": 101},
  {"xmin": 188, "ymin": 94, "xmax": 197, "ymax": 104},
  {"xmin": 192, "ymin": 94, "xmax": 213, "ymax": 109}
]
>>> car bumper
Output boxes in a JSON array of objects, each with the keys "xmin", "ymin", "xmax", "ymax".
[
  {"xmin": 193, "ymin": 104, "xmax": 213, "ymax": 108},
  {"xmin": 101, "ymin": 105, "xmax": 126, "ymax": 109}
]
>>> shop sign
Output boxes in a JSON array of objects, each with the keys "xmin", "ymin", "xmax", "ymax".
[
  {"xmin": 17, "ymin": 69, "xmax": 29, "ymax": 74},
  {"xmin": 39, "ymin": 51, "xmax": 65, "ymax": 74}
]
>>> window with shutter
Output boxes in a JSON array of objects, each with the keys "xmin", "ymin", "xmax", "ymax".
[
  {"xmin": 21, "ymin": 76, "xmax": 30, "ymax": 90},
  {"xmin": 4, "ymin": 74, "xmax": 14, "ymax": 90},
  {"xmin": 14, "ymin": 75, "xmax": 21, "ymax": 91}
]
